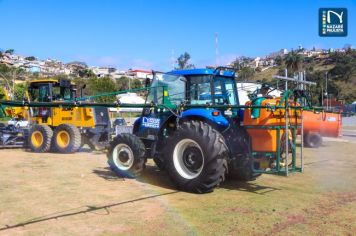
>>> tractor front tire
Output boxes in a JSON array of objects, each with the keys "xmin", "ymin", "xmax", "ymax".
[
  {"xmin": 164, "ymin": 121, "xmax": 228, "ymax": 193},
  {"xmin": 53, "ymin": 124, "xmax": 81, "ymax": 153},
  {"xmin": 29, "ymin": 124, "xmax": 53, "ymax": 153},
  {"xmin": 107, "ymin": 133, "xmax": 146, "ymax": 178},
  {"xmin": 304, "ymin": 132, "xmax": 322, "ymax": 148}
]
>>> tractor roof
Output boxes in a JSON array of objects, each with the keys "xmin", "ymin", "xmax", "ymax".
[
  {"xmin": 169, "ymin": 68, "xmax": 235, "ymax": 77},
  {"xmin": 30, "ymin": 79, "xmax": 59, "ymax": 84},
  {"xmin": 29, "ymin": 79, "xmax": 75, "ymax": 86}
]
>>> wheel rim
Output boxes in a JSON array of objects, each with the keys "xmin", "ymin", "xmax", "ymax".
[
  {"xmin": 113, "ymin": 144, "xmax": 134, "ymax": 171},
  {"xmin": 31, "ymin": 131, "xmax": 43, "ymax": 148},
  {"xmin": 173, "ymin": 139, "xmax": 204, "ymax": 179},
  {"xmin": 57, "ymin": 130, "xmax": 70, "ymax": 148}
]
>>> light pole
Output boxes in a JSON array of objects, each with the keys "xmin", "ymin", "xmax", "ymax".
[{"xmin": 325, "ymin": 71, "xmax": 328, "ymax": 110}]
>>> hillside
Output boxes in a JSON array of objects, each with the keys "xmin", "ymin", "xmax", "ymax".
[{"xmin": 248, "ymin": 51, "xmax": 356, "ymax": 104}]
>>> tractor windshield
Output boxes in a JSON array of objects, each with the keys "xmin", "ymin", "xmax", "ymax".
[
  {"xmin": 213, "ymin": 76, "xmax": 238, "ymax": 106},
  {"xmin": 146, "ymin": 73, "xmax": 185, "ymax": 106},
  {"xmin": 188, "ymin": 75, "xmax": 238, "ymax": 106}
]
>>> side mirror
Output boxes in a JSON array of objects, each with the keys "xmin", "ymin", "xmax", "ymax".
[{"xmin": 179, "ymin": 76, "xmax": 187, "ymax": 82}]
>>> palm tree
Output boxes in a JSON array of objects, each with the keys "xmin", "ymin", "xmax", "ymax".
[{"xmin": 284, "ymin": 51, "xmax": 304, "ymax": 73}]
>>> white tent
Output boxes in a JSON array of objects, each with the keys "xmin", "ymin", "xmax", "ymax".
[
  {"xmin": 236, "ymin": 82, "xmax": 282, "ymax": 105},
  {"xmin": 116, "ymin": 93, "xmax": 145, "ymax": 112}
]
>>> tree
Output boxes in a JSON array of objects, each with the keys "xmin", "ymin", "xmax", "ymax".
[
  {"xmin": 25, "ymin": 56, "xmax": 36, "ymax": 61},
  {"xmin": 0, "ymin": 65, "xmax": 27, "ymax": 99},
  {"xmin": 131, "ymin": 78, "xmax": 142, "ymax": 89},
  {"xmin": 87, "ymin": 77, "xmax": 117, "ymax": 103},
  {"xmin": 238, "ymin": 67, "xmax": 255, "ymax": 81},
  {"xmin": 329, "ymin": 50, "xmax": 356, "ymax": 83},
  {"xmin": 78, "ymin": 68, "xmax": 96, "ymax": 78},
  {"xmin": 5, "ymin": 49, "xmax": 14, "ymax": 55},
  {"xmin": 275, "ymin": 55, "xmax": 283, "ymax": 66},
  {"xmin": 176, "ymin": 52, "xmax": 194, "ymax": 70},
  {"xmin": 283, "ymin": 51, "xmax": 304, "ymax": 73},
  {"xmin": 116, "ymin": 76, "xmax": 130, "ymax": 91},
  {"xmin": 14, "ymin": 83, "xmax": 27, "ymax": 101}
]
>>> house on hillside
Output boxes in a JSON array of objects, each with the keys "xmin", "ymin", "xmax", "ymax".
[
  {"xmin": 65, "ymin": 61, "xmax": 88, "ymax": 76},
  {"xmin": 127, "ymin": 69, "xmax": 152, "ymax": 82},
  {"xmin": 92, "ymin": 67, "xmax": 116, "ymax": 78}
]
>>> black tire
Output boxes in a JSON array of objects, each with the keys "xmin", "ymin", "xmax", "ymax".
[
  {"xmin": 223, "ymin": 125, "xmax": 260, "ymax": 181},
  {"xmin": 304, "ymin": 132, "xmax": 322, "ymax": 148},
  {"xmin": 52, "ymin": 124, "xmax": 81, "ymax": 153},
  {"xmin": 228, "ymin": 156, "xmax": 261, "ymax": 181},
  {"xmin": 107, "ymin": 133, "xmax": 146, "ymax": 178},
  {"xmin": 153, "ymin": 157, "xmax": 166, "ymax": 171},
  {"xmin": 163, "ymin": 121, "xmax": 228, "ymax": 193},
  {"xmin": 29, "ymin": 124, "xmax": 53, "ymax": 153}
]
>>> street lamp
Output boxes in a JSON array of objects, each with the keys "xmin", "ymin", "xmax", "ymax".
[{"xmin": 325, "ymin": 71, "xmax": 328, "ymax": 110}]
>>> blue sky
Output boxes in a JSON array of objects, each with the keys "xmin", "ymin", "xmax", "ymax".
[{"xmin": 0, "ymin": 0, "xmax": 355, "ymax": 70}]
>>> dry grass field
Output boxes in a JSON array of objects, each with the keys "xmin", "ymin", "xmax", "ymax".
[{"xmin": 0, "ymin": 140, "xmax": 355, "ymax": 235}]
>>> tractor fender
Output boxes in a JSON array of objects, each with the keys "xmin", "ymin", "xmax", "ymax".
[
  {"xmin": 180, "ymin": 108, "xmax": 229, "ymax": 127},
  {"xmin": 133, "ymin": 117, "xmax": 142, "ymax": 134}
]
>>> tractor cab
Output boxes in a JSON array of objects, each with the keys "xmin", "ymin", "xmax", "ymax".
[
  {"xmin": 28, "ymin": 79, "xmax": 77, "ymax": 120},
  {"xmin": 135, "ymin": 68, "xmax": 240, "ymax": 140},
  {"xmin": 28, "ymin": 79, "xmax": 76, "ymax": 102},
  {"xmin": 170, "ymin": 68, "xmax": 239, "ymax": 116},
  {"xmin": 144, "ymin": 68, "xmax": 239, "ymax": 116}
]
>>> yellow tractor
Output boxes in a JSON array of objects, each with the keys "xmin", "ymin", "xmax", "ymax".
[
  {"xmin": 2, "ymin": 87, "xmax": 30, "ymax": 121},
  {"xmin": 26, "ymin": 78, "xmax": 111, "ymax": 153}
]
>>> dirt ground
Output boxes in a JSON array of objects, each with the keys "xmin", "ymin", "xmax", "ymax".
[{"xmin": 0, "ymin": 139, "xmax": 356, "ymax": 235}]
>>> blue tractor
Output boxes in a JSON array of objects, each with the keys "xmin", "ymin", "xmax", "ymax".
[{"xmin": 107, "ymin": 68, "xmax": 261, "ymax": 193}]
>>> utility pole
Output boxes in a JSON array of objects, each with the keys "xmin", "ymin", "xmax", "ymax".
[
  {"xmin": 215, "ymin": 32, "xmax": 219, "ymax": 67},
  {"xmin": 325, "ymin": 71, "xmax": 328, "ymax": 110}
]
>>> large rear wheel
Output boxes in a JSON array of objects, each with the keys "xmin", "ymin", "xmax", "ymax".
[
  {"xmin": 29, "ymin": 124, "xmax": 53, "ymax": 153},
  {"xmin": 164, "ymin": 121, "xmax": 228, "ymax": 193},
  {"xmin": 53, "ymin": 124, "xmax": 81, "ymax": 153}
]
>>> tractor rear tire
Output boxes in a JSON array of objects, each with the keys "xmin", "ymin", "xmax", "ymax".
[
  {"xmin": 29, "ymin": 124, "xmax": 53, "ymax": 153},
  {"xmin": 228, "ymin": 157, "xmax": 261, "ymax": 181},
  {"xmin": 304, "ymin": 132, "xmax": 322, "ymax": 148},
  {"xmin": 164, "ymin": 121, "xmax": 228, "ymax": 193},
  {"xmin": 53, "ymin": 124, "xmax": 81, "ymax": 153},
  {"xmin": 107, "ymin": 133, "xmax": 146, "ymax": 178}
]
